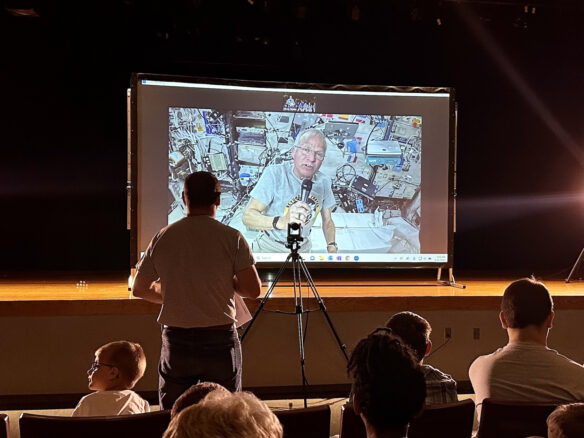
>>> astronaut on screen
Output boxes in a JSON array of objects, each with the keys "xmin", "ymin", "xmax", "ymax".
[{"xmin": 242, "ymin": 128, "xmax": 338, "ymax": 253}]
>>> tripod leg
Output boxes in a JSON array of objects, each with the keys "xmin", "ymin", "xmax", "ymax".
[
  {"xmin": 298, "ymin": 259, "xmax": 350, "ymax": 362},
  {"xmin": 240, "ymin": 253, "xmax": 292, "ymax": 342},
  {"xmin": 296, "ymin": 302, "xmax": 308, "ymax": 407},
  {"xmin": 566, "ymin": 247, "xmax": 584, "ymax": 283},
  {"xmin": 292, "ymin": 256, "xmax": 309, "ymax": 408}
]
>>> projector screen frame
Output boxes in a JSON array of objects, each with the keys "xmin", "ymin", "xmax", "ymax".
[{"xmin": 129, "ymin": 73, "xmax": 457, "ymax": 271}]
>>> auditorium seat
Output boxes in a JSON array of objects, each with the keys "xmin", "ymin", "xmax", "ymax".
[
  {"xmin": 339, "ymin": 399, "xmax": 475, "ymax": 438},
  {"xmin": 476, "ymin": 398, "xmax": 559, "ymax": 438},
  {"xmin": 19, "ymin": 409, "xmax": 171, "ymax": 438},
  {"xmin": 408, "ymin": 399, "xmax": 475, "ymax": 438},
  {"xmin": 0, "ymin": 414, "xmax": 9, "ymax": 438},
  {"xmin": 338, "ymin": 402, "xmax": 365, "ymax": 438},
  {"xmin": 273, "ymin": 404, "xmax": 331, "ymax": 438}
]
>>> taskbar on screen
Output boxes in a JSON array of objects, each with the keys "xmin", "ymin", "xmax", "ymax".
[{"xmin": 254, "ymin": 253, "xmax": 448, "ymax": 263}]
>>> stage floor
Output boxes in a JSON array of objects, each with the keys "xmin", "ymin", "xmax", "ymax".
[
  {"xmin": 0, "ymin": 271, "xmax": 582, "ymax": 299},
  {"xmin": 0, "ymin": 271, "xmax": 582, "ymax": 317}
]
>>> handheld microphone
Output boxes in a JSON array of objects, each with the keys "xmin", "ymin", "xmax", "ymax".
[{"xmin": 300, "ymin": 179, "xmax": 313, "ymax": 203}]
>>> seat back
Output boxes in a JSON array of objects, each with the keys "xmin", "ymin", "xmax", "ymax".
[
  {"xmin": 339, "ymin": 402, "xmax": 365, "ymax": 438},
  {"xmin": 19, "ymin": 410, "xmax": 171, "ymax": 438},
  {"xmin": 273, "ymin": 404, "xmax": 331, "ymax": 438},
  {"xmin": 476, "ymin": 398, "xmax": 558, "ymax": 438},
  {"xmin": 340, "ymin": 399, "xmax": 475, "ymax": 438},
  {"xmin": 0, "ymin": 414, "xmax": 9, "ymax": 438},
  {"xmin": 409, "ymin": 399, "xmax": 475, "ymax": 438}
]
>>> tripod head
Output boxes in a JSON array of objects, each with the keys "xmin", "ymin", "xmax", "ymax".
[{"xmin": 286, "ymin": 222, "xmax": 304, "ymax": 253}]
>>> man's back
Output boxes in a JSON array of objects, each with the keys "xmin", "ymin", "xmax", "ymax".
[
  {"xmin": 141, "ymin": 215, "xmax": 255, "ymax": 328},
  {"xmin": 470, "ymin": 342, "xmax": 584, "ymax": 417}
]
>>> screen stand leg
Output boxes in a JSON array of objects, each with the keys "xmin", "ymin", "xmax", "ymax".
[
  {"xmin": 128, "ymin": 268, "xmax": 136, "ymax": 294},
  {"xmin": 566, "ymin": 247, "xmax": 584, "ymax": 283},
  {"xmin": 437, "ymin": 267, "xmax": 466, "ymax": 289}
]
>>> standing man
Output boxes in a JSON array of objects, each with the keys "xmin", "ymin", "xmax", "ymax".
[
  {"xmin": 242, "ymin": 128, "xmax": 337, "ymax": 253},
  {"xmin": 132, "ymin": 171, "xmax": 261, "ymax": 410},
  {"xmin": 469, "ymin": 277, "xmax": 584, "ymax": 420}
]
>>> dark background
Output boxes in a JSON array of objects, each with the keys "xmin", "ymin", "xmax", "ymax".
[{"xmin": 1, "ymin": 0, "xmax": 583, "ymax": 276}]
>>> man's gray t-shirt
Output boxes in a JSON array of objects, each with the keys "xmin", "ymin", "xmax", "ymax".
[
  {"xmin": 249, "ymin": 163, "xmax": 335, "ymax": 243},
  {"xmin": 469, "ymin": 342, "xmax": 584, "ymax": 419},
  {"xmin": 135, "ymin": 215, "xmax": 255, "ymax": 328}
]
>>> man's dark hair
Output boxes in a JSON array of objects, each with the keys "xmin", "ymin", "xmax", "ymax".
[
  {"xmin": 386, "ymin": 311, "xmax": 431, "ymax": 362},
  {"xmin": 501, "ymin": 277, "xmax": 553, "ymax": 328},
  {"xmin": 184, "ymin": 171, "xmax": 221, "ymax": 207},
  {"xmin": 347, "ymin": 328, "xmax": 426, "ymax": 432}
]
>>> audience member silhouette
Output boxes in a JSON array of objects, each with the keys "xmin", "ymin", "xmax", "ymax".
[
  {"xmin": 170, "ymin": 381, "xmax": 229, "ymax": 419},
  {"xmin": 470, "ymin": 277, "xmax": 584, "ymax": 419},
  {"xmin": 386, "ymin": 311, "xmax": 458, "ymax": 404},
  {"xmin": 547, "ymin": 403, "xmax": 584, "ymax": 438},
  {"xmin": 163, "ymin": 390, "xmax": 283, "ymax": 438},
  {"xmin": 348, "ymin": 327, "xmax": 426, "ymax": 438}
]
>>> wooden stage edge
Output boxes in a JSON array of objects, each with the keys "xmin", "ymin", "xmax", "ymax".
[{"xmin": 0, "ymin": 271, "xmax": 583, "ymax": 317}]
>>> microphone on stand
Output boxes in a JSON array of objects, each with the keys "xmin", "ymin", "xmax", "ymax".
[{"xmin": 300, "ymin": 179, "xmax": 313, "ymax": 203}]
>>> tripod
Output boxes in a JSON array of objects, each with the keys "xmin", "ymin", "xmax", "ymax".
[{"xmin": 240, "ymin": 233, "xmax": 349, "ymax": 407}]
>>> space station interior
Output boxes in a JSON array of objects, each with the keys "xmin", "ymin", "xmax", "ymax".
[{"xmin": 167, "ymin": 108, "xmax": 422, "ymax": 254}]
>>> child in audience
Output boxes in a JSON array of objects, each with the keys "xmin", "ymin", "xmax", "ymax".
[
  {"xmin": 72, "ymin": 340, "xmax": 150, "ymax": 416},
  {"xmin": 163, "ymin": 390, "xmax": 282, "ymax": 438},
  {"xmin": 171, "ymin": 381, "xmax": 230, "ymax": 419},
  {"xmin": 547, "ymin": 403, "xmax": 584, "ymax": 438}
]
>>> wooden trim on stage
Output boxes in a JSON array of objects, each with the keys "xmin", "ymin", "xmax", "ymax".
[{"xmin": 0, "ymin": 275, "xmax": 582, "ymax": 316}]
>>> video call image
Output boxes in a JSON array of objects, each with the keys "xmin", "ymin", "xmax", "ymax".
[{"xmin": 167, "ymin": 108, "xmax": 422, "ymax": 258}]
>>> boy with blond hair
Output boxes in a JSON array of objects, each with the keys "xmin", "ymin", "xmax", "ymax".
[{"xmin": 72, "ymin": 340, "xmax": 150, "ymax": 416}]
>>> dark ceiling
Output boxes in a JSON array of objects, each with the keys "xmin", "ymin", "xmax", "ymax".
[{"xmin": 1, "ymin": 0, "xmax": 583, "ymax": 273}]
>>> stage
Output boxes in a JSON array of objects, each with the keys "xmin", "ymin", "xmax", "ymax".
[
  {"xmin": 0, "ymin": 270, "xmax": 583, "ymax": 409},
  {"xmin": 1, "ymin": 271, "xmax": 583, "ymax": 316}
]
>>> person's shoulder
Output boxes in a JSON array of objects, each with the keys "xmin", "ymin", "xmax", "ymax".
[
  {"xmin": 251, "ymin": 164, "xmax": 285, "ymax": 195},
  {"xmin": 153, "ymin": 217, "xmax": 189, "ymax": 237},
  {"xmin": 76, "ymin": 391, "xmax": 98, "ymax": 403},
  {"xmin": 204, "ymin": 217, "xmax": 239, "ymax": 233},
  {"xmin": 145, "ymin": 218, "xmax": 190, "ymax": 245},
  {"xmin": 84, "ymin": 390, "xmax": 107, "ymax": 398},
  {"xmin": 108, "ymin": 389, "xmax": 147, "ymax": 403},
  {"xmin": 263, "ymin": 163, "xmax": 287, "ymax": 176},
  {"xmin": 201, "ymin": 218, "xmax": 247, "ymax": 242},
  {"xmin": 545, "ymin": 347, "xmax": 584, "ymax": 370},
  {"xmin": 471, "ymin": 349, "xmax": 497, "ymax": 363},
  {"xmin": 72, "ymin": 392, "xmax": 98, "ymax": 416},
  {"xmin": 119, "ymin": 389, "xmax": 147, "ymax": 399},
  {"xmin": 422, "ymin": 364, "xmax": 455, "ymax": 382},
  {"xmin": 77, "ymin": 390, "xmax": 112, "ymax": 404},
  {"xmin": 164, "ymin": 216, "xmax": 228, "ymax": 234},
  {"xmin": 469, "ymin": 347, "xmax": 505, "ymax": 370}
]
